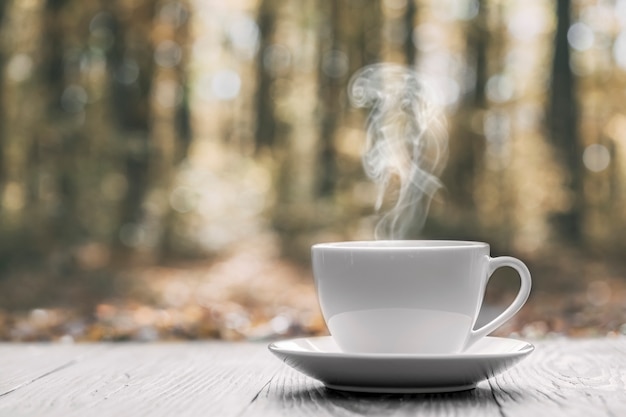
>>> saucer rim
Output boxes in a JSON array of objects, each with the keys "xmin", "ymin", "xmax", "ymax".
[
  {"xmin": 325, "ymin": 382, "xmax": 478, "ymax": 394},
  {"xmin": 268, "ymin": 335, "xmax": 534, "ymax": 360}
]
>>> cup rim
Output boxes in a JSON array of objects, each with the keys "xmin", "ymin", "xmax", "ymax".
[{"xmin": 312, "ymin": 240, "xmax": 489, "ymax": 250}]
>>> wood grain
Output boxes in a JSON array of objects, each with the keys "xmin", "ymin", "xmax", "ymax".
[
  {"xmin": 0, "ymin": 342, "xmax": 274, "ymax": 417},
  {"xmin": 0, "ymin": 338, "xmax": 624, "ymax": 417},
  {"xmin": 0, "ymin": 343, "xmax": 105, "ymax": 397},
  {"xmin": 243, "ymin": 370, "xmax": 502, "ymax": 417},
  {"xmin": 489, "ymin": 337, "xmax": 626, "ymax": 417},
  {"xmin": 243, "ymin": 337, "xmax": 626, "ymax": 417}
]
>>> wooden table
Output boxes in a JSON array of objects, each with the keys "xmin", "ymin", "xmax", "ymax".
[{"xmin": 0, "ymin": 337, "xmax": 625, "ymax": 416}]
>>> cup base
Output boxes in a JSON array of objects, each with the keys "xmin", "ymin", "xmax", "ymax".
[{"xmin": 328, "ymin": 308, "xmax": 473, "ymax": 354}]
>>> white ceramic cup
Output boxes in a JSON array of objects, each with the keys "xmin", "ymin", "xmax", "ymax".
[{"xmin": 311, "ymin": 240, "xmax": 531, "ymax": 354}]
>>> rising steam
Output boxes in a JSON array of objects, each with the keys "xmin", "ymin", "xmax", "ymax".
[{"xmin": 348, "ymin": 64, "xmax": 448, "ymax": 239}]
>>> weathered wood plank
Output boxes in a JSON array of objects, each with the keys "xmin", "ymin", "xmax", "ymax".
[
  {"xmin": 246, "ymin": 337, "xmax": 626, "ymax": 417},
  {"xmin": 0, "ymin": 342, "xmax": 276, "ymax": 417},
  {"xmin": 0, "ymin": 338, "xmax": 625, "ymax": 417},
  {"xmin": 243, "ymin": 370, "xmax": 501, "ymax": 417},
  {"xmin": 490, "ymin": 337, "xmax": 626, "ymax": 417},
  {"xmin": 0, "ymin": 343, "xmax": 106, "ymax": 397}
]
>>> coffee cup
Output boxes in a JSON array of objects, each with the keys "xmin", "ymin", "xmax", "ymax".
[{"xmin": 311, "ymin": 240, "xmax": 531, "ymax": 354}]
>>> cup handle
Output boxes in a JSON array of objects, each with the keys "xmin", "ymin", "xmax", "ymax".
[{"xmin": 464, "ymin": 256, "xmax": 532, "ymax": 349}]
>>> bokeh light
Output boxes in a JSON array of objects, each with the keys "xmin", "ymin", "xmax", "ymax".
[
  {"xmin": 507, "ymin": 3, "xmax": 550, "ymax": 41},
  {"xmin": 583, "ymin": 143, "xmax": 611, "ymax": 172},
  {"xmin": 155, "ymin": 40, "xmax": 183, "ymax": 68},
  {"xmin": 613, "ymin": 31, "xmax": 626, "ymax": 69},
  {"xmin": 159, "ymin": 1, "xmax": 189, "ymax": 28},
  {"xmin": 115, "ymin": 59, "xmax": 140, "ymax": 85},
  {"xmin": 263, "ymin": 44, "xmax": 292, "ymax": 76},
  {"xmin": 211, "ymin": 70, "xmax": 241, "ymax": 100},
  {"xmin": 155, "ymin": 79, "xmax": 183, "ymax": 109},
  {"xmin": 61, "ymin": 85, "xmax": 88, "ymax": 113},
  {"xmin": 228, "ymin": 15, "xmax": 259, "ymax": 57},
  {"xmin": 169, "ymin": 186, "xmax": 198, "ymax": 213},
  {"xmin": 6, "ymin": 54, "xmax": 33, "ymax": 83},
  {"xmin": 321, "ymin": 50, "xmax": 349, "ymax": 79},
  {"xmin": 486, "ymin": 74, "xmax": 515, "ymax": 103},
  {"xmin": 568, "ymin": 23, "xmax": 595, "ymax": 51}
]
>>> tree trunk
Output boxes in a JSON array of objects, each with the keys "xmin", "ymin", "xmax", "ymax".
[
  {"xmin": 355, "ymin": 0, "xmax": 382, "ymax": 67},
  {"xmin": 254, "ymin": 0, "xmax": 277, "ymax": 152},
  {"xmin": 106, "ymin": 0, "xmax": 157, "ymax": 254},
  {"xmin": 0, "ymin": 0, "xmax": 9, "ymax": 216},
  {"xmin": 41, "ymin": 0, "xmax": 85, "ymax": 246},
  {"xmin": 403, "ymin": 0, "xmax": 417, "ymax": 66},
  {"xmin": 316, "ymin": 0, "xmax": 382, "ymax": 198},
  {"xmin": 549, "ymin": 0, "xmax": 583, "ymax": 242},
  {"xmin": 446, "ymin": 0, "xmax": 488, "ymax": 209},
  {"xmin": 158, "ymin": 0, "xmax": 194, "ymax": 258},
  {"xmin": 315, "ymin": 0, "xmax": 341, "ymax": 197},
  {"xmin": 431, "ymin": 0, "xmax": 489, "ymax": 243}
]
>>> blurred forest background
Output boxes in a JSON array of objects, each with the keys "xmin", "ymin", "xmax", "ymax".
[{"xmin": 0, "ymin": 0, "xmax": 626, "ymax": 342}]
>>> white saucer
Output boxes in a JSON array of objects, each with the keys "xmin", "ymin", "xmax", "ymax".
[{"xmin": 268, "ymin": 336, "xmax": 534, "ymax": 393}]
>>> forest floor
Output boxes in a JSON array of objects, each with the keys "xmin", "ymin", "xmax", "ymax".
[{"xmin": 1, "ymin": 236, "xmax": 626, "ymax": 342}]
